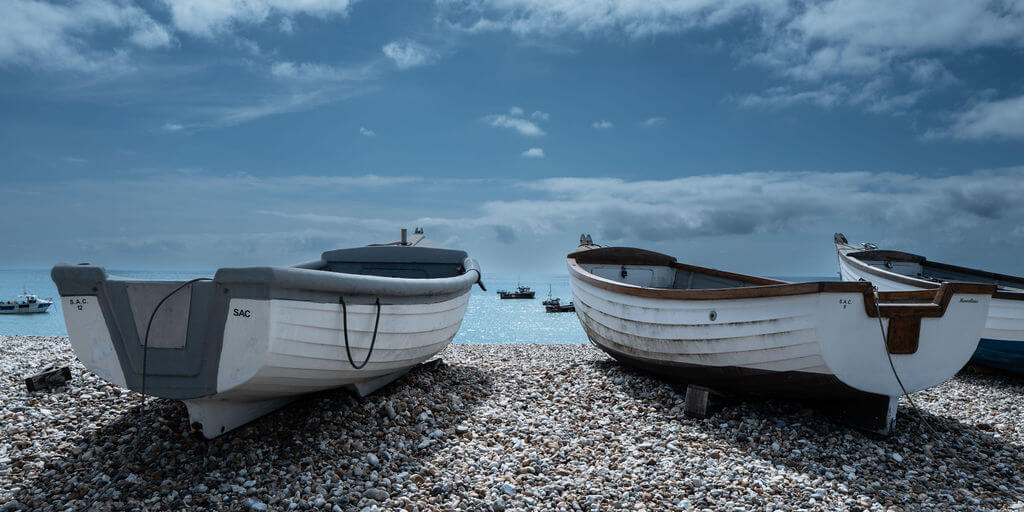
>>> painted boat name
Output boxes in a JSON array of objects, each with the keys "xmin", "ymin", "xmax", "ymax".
[{"xmin": 959, "ymin": 298, "xmax": 979, "ymax": 303}]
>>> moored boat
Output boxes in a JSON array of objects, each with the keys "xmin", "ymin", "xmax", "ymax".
[
  {"xmin": 0, "ymin": 291, "xmax": 53, "ymax": 314},
  {"xmin": 52, "ymin": 229, "xmax": 483, "ymax": 438},
  {"xmin": 835, "ymin": 233, "xmax": 1024, "ymax": 374},
  {"xmin": 567, "ymin": 238, "xmax": 995, "ymax": 434},
  {"xmin": 498, "ymin": 284, "xmax": 535, "ymax": 299},
  {"xmin": 545, "ymin": 301, "xmax": 575, "ymax": 313}
]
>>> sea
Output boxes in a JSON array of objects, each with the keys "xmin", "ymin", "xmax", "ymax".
[{"xmin": 0, "ymin": 269, "xmax": 835, "ymax": 343}]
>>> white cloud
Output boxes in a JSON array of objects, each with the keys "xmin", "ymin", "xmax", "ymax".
[
  {"xmin": 359, "ymin": 126, "xmax": 376, "ymax": 136},
  {"xmin": 940, "ymin": 95, "xmax": 1024, "ymax": 140},
  {"xmin": 736, "ymin": 84, "xmax": 847, "ymax": 110},
  {"xmin": 509, "ymin": 106, "xmax": 524, "ymax": 116},
  {"xmin": 161, "ymin": 0, "xmax": 355, "ymax": 38},
  {"xmin": 270, "ymin": 61, "xmax": 375, "ymax": 83},
  {"xmin": 642, "ymin": 117, "xmax": 666, "ymax": 127},
  {"xmin": 279, "ymin": 16, "xmax": 294, "ymax": 34},
  {"xmin": 382, "ymin": 40, "xmax": 439, "ymax": 69},
  {"xmin": 439, "ymin": 0, "xmax": 1024, "ymax": 127},
  {"xmin": 0, "ymin": 0, "xmax": 172, "ymax": 72},
  {"xmin": 484, "ymin": 112, "xmax": 546, "ymax": 136},
  {"xmin": 162, "ymin": 122, "xmax": 185, "ymax": 132},
  {"xmin": 522, "ymin": 147, "xmax": 544, "ymax": 158},
  {"xmin": 591, "ymin": 120, "xmax": 613, "ymax": 129},
  {"xmin": 531, "ymin": 110, "xmax": 549, "ymax": 120}
]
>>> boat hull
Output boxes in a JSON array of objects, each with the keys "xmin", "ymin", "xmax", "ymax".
[
  {"xmin": 568, "ymin": 249, "xmax": 993, "ymax": 434},
  {"xmin": 54, "ymin": 257, "xmax": 479, "ymax": 438},
  {"xmin": 837, "ymin": 242, "xmax": 1024, "ymax": 373},
  {"xmin": 0, "ymin": 302, "xmax": 51, "ymax": 314}
]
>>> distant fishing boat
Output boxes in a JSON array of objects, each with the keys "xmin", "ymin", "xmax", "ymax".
[
  {"xmin": 53, "ymin": 229, "xmax": 483, "ymax": 438},
  {"xmin": 835, "ymin": 233, "xmax": 1024, "ymax": 374},
  {"xmin": 545, "ymin": 300, "xmax": 575, "ymax": 313},
  {"xmin": 568, "ymin": 236, "xmax": 995, "ymax": 434},
  {"xmin": 497, "ymin": 284, "xmax": 535, "ymax": 299},
  {"xmin": 542, "ymin": 285, "xmax": 560, "ymax": 306},
  {"xmin": 0, "ymin": 290, "xmax": 53, "ymax": 314}
]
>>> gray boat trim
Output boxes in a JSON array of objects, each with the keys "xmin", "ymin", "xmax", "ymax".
[{"xmin": 52, "ymin": 246, "xmax": 482, "ymax": 400}]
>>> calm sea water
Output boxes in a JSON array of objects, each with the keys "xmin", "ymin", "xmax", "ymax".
[{"xmin": 0, "ymin": 269, "xmax": 835, "ymax": 343}]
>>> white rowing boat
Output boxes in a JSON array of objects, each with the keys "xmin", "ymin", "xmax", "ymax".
[
  {"xmin": 567, "ymin": 239, "xmax": 995, "ymax": 434},
  {"xmin": 52, "ymin": 230, "xmax": 483, "ymax": 438},
  {"xmin": 835, "ymin": 233, "xmax": 1024, "ymax": 374}
]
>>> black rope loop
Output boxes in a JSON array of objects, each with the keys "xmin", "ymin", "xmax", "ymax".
[{"xmin": 340, "ymin": 296, "xmax": 381, "ymax": 370}]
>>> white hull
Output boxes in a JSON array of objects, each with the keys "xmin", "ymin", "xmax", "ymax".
[
  {"xmin": 567, "ymin": 244, "xmax": 993, "ymax": 434},
  {"xmin": 838, "ymin": 251, "xmax": 1024, "ymax": 343},
  {"xmin": 0, "ymin": 303, "xmax": 52, "ymax": 314},
  {"xmin": 62, "ymin": 293, "xmax": 469, "ymax": 438},
  {"xmin": 570, "ymin": 277, "xmax": 988, "ymax": 397}
]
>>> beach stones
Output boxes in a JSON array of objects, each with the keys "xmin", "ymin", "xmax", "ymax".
[{"xmin": 2, "ymin": 336, "xmax": 1024, "ymax": 511}]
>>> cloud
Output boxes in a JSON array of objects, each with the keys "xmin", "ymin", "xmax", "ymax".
[
  {"xmin": 161, "ymin": 0, "xmax": 355, "ymax": 38},
  {"xmin": 522, "ymin": 147, "xmax": 544, "ymax": 158},
  {"xmin": 279, "ymin": 17, "xmax": 294, "ymax": 34},
  {"xmin": 163, "ymin": 123, "xmax": 185, "ymax": 132},
  {"xmin": 591, "ymin": 120, "xmax": 613, "ymax": 129},
  {"xmin": 270, "ymin": 61, "xmax": 376, "ymax": 83},
  {"xmin": 382, "ymin": 40, "xmax": 439, "ymax": 69},
  {"xmin": 642, "ymin": 117, "xmax": 665, "ymax": 127},
  {"xmin": 736, "ymin": 84, "xmax": 847, "ymax": 109},
  {"xmin": 531, "ymin": 110, "xmax": 549, "ymax": 120},
  {"xmin": 0, "ymin": 0, "xmax": 172, "ymax": 72},
  {"xmin": 439, "ymin": 0, "xmax": 1024, "ymax": 125},
  {"xmin": 359, "ymin": 126, "xmax": 376, "ymax": 136},
  {"xmin": 480, "ymin": 167, "xmax": 1024, "ymax": 243},
  {"xmin": 484, "ymin": 108, "xmax": 546, "ymax": 136},
  {"xmin": 938, "ymin": 94, "xmax": 1024, "ymax": 140}
]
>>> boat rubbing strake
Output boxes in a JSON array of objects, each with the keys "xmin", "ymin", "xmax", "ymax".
[
  {"xmin": 568, "ymin": 239, "xmax": 995, "ymax": 434},
  {"xmin": 52, "ymin": 230, "xmax": 483, "ymax": 438},
  {"xmin": 835, "ymin": 233, "xmax": 1024, "ymax": 374}
]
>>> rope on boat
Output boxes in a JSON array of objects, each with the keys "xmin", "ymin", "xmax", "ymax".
[
  {"xmin": 339, "ymin": 296, "xmax": 382, "ymax": 370},
  {"xmin": 82, "ymin": 277, "xmax": 211, "ymax": 511},
  {"xmin": 871, "ymin": 290, "xmax": 1024, "ymax": 502},
  {"xmin": 871, "ymin": 289, "xmax": 929, "ymax": 430}
]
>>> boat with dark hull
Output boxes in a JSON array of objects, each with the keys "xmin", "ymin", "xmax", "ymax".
[
  {"xmin": 497, "ymin": 285, "xmax": 535, "ymax": 299},
  {"xmin": 835, "ymin": 233, "xmax": 1024, "ymax": 374},
  {"xmin": 52, "ymin": 230, "xmax": 483, "ymax": 438},
  {"xmin": 568, "ymin": 239, "xmax": 995, "ymax": 434},
  {"xmin": 544, "ymin": 299, "xmax": 575, "ymax": 313}
]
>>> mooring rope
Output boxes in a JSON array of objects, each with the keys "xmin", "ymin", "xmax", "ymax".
[{"xmin": 339, "ymin": 296, "xmax": 382, "ymax": 369}]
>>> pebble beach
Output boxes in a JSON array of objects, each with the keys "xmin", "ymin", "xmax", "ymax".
[{"xmin": 3, "ymin": 335, "xmax": 1024, "ymax": 511}]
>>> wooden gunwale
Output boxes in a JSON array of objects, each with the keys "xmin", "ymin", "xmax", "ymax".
[
  {"xmin": 568, "ymin": 246, "xmax": 995, "ymax": 319},
  {"xmin": 838, "ymin": 245, "xmax": 1022, "ymax": 301}
]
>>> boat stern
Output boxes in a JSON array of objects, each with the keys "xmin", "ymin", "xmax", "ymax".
[{"xmin": 817, "ymin": 282, "xmax": 995, "ymax": 397}]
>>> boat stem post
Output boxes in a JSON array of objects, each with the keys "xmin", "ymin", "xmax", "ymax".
[{"xmin": 683, "ymin": 385, "xmax": 712, "ymax": 418}]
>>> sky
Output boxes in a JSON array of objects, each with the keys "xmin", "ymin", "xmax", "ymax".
[{"xmin": 1, "ymin": 0, "xmax": 1023, "ymax": 276}]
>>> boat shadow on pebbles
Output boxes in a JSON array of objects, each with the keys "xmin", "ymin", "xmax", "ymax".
[
  {"xmin": 588, "ymin": 358, "xmax": 1024, "ymax": 510},
  {"xmin": 8, "ymin": 360, "xmax": 494, "ymax": 511}
]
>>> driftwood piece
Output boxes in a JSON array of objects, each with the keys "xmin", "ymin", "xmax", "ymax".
[{"xmin": 24, "ymin": 366, "xmax": 72, "ymax": 392}]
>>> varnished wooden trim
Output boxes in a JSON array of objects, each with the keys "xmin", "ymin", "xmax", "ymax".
[
  {"xmin": 885, "ymin": 317, "xmax": 921, "ymax": 354},
  {"xmin": 568, "ymin": 246, "xmax": 995, "ymax": 319}
]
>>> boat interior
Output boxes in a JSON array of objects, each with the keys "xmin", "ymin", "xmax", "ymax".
[
  {"xmin": 849, "ymin": 250, "xmax": 1024, "ymax": 293},
  {"xmin": 296, "ymin": 245, "xmax": 471, "ymax": 280},
  {"xmin": 573, "ymin": 247, "xmax": 783, "ymax": 291}
]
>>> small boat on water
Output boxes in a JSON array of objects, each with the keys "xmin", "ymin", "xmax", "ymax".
[
  {"xmin": 545, "ymin": 300, "xmax": 575, "ymax": 313},
  {"xmin": 568, "ymin": 236, "xmax": 995, "ymax": 434},
  {"xmin": 0, "ymin": 290, "xmax": 53, "ymax": 314},
  {"xmin": 835, "ymin": 233, "xmax": 1024, "ymax": 374},
  {"xmin": 542, "ymin": 285, "xmax": 560, "ymax": 306},
  {"xmin": 52, "ymin": 229, "xmax": 483, "ymax": 438},
  {"xmin": 497, "ymin": 284, "xmax": 535, "ymax": 299}
]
